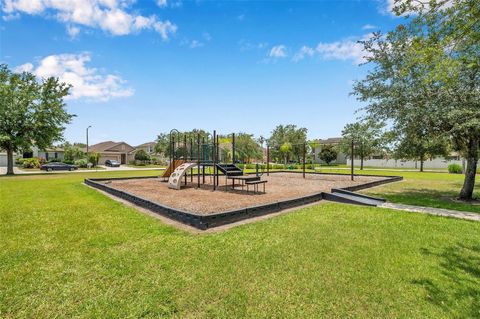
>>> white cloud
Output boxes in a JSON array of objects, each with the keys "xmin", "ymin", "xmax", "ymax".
[
  {"xmin": 202, "ymin": 32, "xmax": 212, "ymax": 41},
  {"xmin": 67, "ymin": 25, "xmax": 80, "ymax": 38},
  {"xmin": 238, "ymin": 39, "xmax": 267, "ymax": 51},
  {"xmin": 14, "ymin": 62, "xmax": 33, "ymax": 73},
  {"xmin": 362, "ymin": 24, "xmax": 377, "ymax": 30},
  {"xmin": 189, "ymin": 40, "xmax": 203, "ymax": 48},
  {"xmin": 153, "ymin": 20, "xmax": 177, "ymax": 40},
  {"xmin": 292, "ymin": 46, "xmax": 315, "ymax": 62},
  {"xmin": 2, "ymin": 0, "xmax": 177, "ymax": 39},
  {"xmin": 293, "ymin": 34, "xmax": 372, "ymax": 64},
  {"xmin": 157, "ymin": 0, "xmax": 168, "ymax": 7},
  {"xmin": 268, "ymin": 45, "xmax": 287, "ymax": 58},
  {"xmin": 16, "ymin": 53, "xmax": 134, "ymax": 101},
  {"xmin": 156, "ymin": 0, "xmax": 182, "ymax": 8}
]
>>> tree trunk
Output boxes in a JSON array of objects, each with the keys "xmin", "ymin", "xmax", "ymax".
[
  {"xmin": 360, "ymin": 143, "xmax": 364, "ymax": 170},
  {"xmin": 420, "ymin": 158, "xmax": 424, "ymax": 172},
  {"xmin": 459, "ymin": 138, "xmax": 479, "ymax": 200},
  {"xmin": 6, "ymin": 148, "xmax": 14, "ymax": 175}
]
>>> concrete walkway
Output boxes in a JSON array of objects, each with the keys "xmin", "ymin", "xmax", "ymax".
[
  {"xmin": 380, "ymin": 202, "xmax": 480, "ymax": 222},
  {"xmin": 0, "ymin": 166, "xmax": 165, "ymax": 175}
]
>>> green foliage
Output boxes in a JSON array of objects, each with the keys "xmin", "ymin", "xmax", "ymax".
[
  {"xmin": 352, "ymin": 0, "xmax": 480, "ymax": 199},
  {"xmin": 268, "ymin": 124, "xmax": 308, "ymax": 163},
  {"xmin": 64, "ymin": 143, "xmax": 85, "ymax": 162},
  {"xmin": 155, "ymin": 129, "xmax": 211, "ymax": 158},
  {"xmin": 0, "ymin": 64, "xmax": 73, "ymax": 175},
  {"xmin": 134, "ymin": 149, "xmax": 151, "ymax": 162},
  {"xmin": 234, "ymin": 133, "xmax": 263, "ymax": 163},
  {"xmin": 318, "ymin": 145, "xmax": 338, "ymax": 165},
  {"xmin": 340, "ymin": 119, "xmax": 387, "ymax": 169},
  {"xmin": 87, "ymin": 152, "xmax": 100, "ymax": 167},
  {"xmin": 74, "ymin": 159, "xmax": 88, "ymax": 168},
  {"xmin": 15, "ymin": 157, "xmax": 24, "ymax": 165},
  {"xmin": 22, "ymin": 157, "xmax": 40, "ymax": 168},
  {"xmin": 448, "ymin": 164, "xmax": 463, "ymax": 174}
]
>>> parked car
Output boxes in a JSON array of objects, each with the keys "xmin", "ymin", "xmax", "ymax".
[
  {"xmin": 105, "ymin": 159, "xmax": 121, "ymax": 167},
  {"xmin": 40, "ymin": 162, "xmax": 78, "ymax": 172}
]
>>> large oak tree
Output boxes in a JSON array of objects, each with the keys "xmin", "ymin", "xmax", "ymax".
[
  {"xmin": 0, "ymin": 65, "xmax": 73, "ymax": 175},
  {"xmin": 353, "ymin": 0, "xmax": 479, "ymax": 200}
]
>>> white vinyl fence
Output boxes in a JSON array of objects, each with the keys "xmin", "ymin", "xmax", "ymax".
[{"xmin": 353, "ymin": 157, "xmax": 469, "ymax": 170}]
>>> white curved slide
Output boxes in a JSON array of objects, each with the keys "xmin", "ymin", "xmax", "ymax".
[{"xmin": 168, "ymin": 162, "xmax": 198, "ymax": 190}]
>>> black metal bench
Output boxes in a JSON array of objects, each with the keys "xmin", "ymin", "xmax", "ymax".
[{"xmin": 245, "ymin": 180, "xmax": 267, "ymax": 194}]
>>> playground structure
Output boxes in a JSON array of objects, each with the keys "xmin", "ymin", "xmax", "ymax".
[
  {"xmin": 162, "ymin": 129, "xmax": 267, "ymax": 192},
  {"xmin": 85, "ymin": 130, "xmax": 401, "ymax": 230},
  {"xmin": 160, "ymin": 129, "xmax": 362, "ymax": 191}
]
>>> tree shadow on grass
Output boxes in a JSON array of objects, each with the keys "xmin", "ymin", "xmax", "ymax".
[
  {"xmin": 376, "ymin": 188, "xmax": 480, "ymax": 212},
  {"xmin": 413, "ymin": 243, "xmax": 480, "ymax": 317}
]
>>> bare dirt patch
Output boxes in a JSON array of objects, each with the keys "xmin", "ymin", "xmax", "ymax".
[{"xmin": 99, "ymin": 173, "xmax": 388, "ymax": 215}]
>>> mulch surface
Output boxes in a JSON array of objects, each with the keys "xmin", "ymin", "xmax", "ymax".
[{"xmin": 101, "ymin": 173, "xmax": 388, "ymax": 215}]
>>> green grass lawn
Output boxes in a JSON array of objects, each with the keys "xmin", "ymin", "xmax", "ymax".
[
  {"xmin": 302, "ymin": 168, "xmax": 480, "ymax": 214},
  {"xmin": 1, "ymin": 170, "xmax": 479, "ymax": 318}
]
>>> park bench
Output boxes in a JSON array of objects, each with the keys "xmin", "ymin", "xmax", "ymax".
[{"xmin": 245, "ymin": 180, "xmax": 267, "ymax": 194}]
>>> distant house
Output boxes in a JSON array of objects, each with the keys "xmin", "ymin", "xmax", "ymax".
[
  {"xmin": 85, "ymin": 141, "xmax": 136, "ymax": 165},
  {"xmin": 0, "ymin": 150, "xmax": 18, "ymax": 167},
  {"xmin": 313, "ymin": 137, "xmax": 347, "ymax": 164},
  {"xmin": 31, "ymin": 146, "xmax": 65, "ymax": 162},
  {"xmin": 135, "ymin": 142, "xmax": 157, "ymax": 154}
]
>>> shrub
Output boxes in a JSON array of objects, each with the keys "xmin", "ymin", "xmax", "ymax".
[
  {"xmin": 87, "ymin": 152, "xmax": 100, "ymax": 167},
  {"xmin": 22, "ymin": 157, "xmax": 40, "ymax": 168},
  {"xmin": 448, "ymin": 163, "xmax": 463, "ymax": 174},
  {"xmin": 135, "ymin": 150, "xmax": 150, "ymax": 162},
  {"xmin": 74, "ymin": 159, "xmax": 88, "ymax": 168},
  {"xmin": 64, "ymin": 145, "xmax": 85, "ymax": 162},
  {"xmin": 319, "ymin": 145, "xmax": 337, "ymax": 165},
  {"xmin": 15, "ymin": 157, "xmax": 25, "ymax": 165}
]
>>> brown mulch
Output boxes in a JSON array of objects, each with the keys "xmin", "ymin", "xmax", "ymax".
[{"xmin": 101, "ymin": 173, "xmax": 388, "ymax": 215}]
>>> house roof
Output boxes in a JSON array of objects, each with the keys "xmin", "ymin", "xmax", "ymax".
[
  {"xmin": 44, "ymin": 147, "xmax": 64, "ymax": 152},
  {"xmin": 136, "ymin": 142, "xmax": 156, "ymax": 148},
  {"xmin": 87, "ymin": 141, "xmax": 118, "ymax": 152},
  {"xmin": 315, "ymin": 137, "xmax": 343, "ymax": 145},
  {"xmin": 86, "ymin": 141, "xmax": 135, "ymax": 153}
]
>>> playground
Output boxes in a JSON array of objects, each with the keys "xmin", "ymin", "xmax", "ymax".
[
  {"xmin": 96, "ymin": 172, "xmax": 389, "ymax": 214},
  {"xmin": 85, "ymin": 129, "xmax": 401, "ymax": 229}
]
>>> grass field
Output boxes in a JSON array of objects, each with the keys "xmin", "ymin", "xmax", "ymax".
[
  {"xmin": 1, "ymin": 170, "xmax": 480, "ymax": 318},
  {"xmin": 302, "ymin": 168, "xmax": 480, "ymax": 214}
]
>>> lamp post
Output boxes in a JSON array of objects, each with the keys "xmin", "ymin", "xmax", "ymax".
[{"xmin": 86, "ymin": 126, "xmax": 92, "ymax": 155}]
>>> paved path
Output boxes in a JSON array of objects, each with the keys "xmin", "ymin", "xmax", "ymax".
[
  {"xmin": 380, "ymin": 202, "xmax": 480, "ymax": 222},
  {"xmin": 0, "ymin": 166, "xmax": 165, "ymax": 175}
]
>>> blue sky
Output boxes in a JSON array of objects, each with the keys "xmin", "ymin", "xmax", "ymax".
[{"xmin": 1, "ymin": 0, "xmax": 401, "ymax": 145}]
